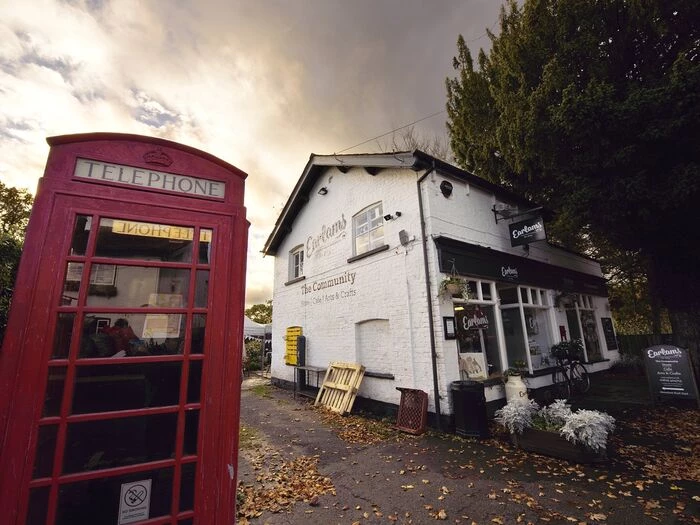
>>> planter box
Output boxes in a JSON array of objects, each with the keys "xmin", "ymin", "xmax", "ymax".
[{"xmin": 510, "ymin": 428, "xmax": 608, "ymax": 464}]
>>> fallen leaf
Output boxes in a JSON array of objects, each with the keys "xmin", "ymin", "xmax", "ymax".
[{"xmin": 589, "ymin": 513, "xmax": 607, "ymax": 521}]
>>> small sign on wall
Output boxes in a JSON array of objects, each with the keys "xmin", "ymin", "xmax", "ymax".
[{"xmin": 600, "ymin": 317, "xmax": 617, "ymax": 350}]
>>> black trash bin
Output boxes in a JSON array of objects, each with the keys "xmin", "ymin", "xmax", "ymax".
[{"xmin": 451, "ymin": 380, "xmax": 489, "ymax": 438}]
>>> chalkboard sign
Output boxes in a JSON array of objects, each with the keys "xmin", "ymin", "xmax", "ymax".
[
  {"xmin": 644, "ymin": 345, "xmax": 699, "ymax": 406},
  {"xmin": 600, "ymin": 317, "xmax": 617, "ymax": 350}
]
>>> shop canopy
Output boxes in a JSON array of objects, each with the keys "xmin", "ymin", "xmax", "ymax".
[{"xmin": 244, "ymin": 316, "xmax": 266, "ymax": 338}]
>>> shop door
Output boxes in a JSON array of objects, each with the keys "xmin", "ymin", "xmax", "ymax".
[{"xmin": 4, "ymin": 197, "xmax": 234, "ymax": 525}]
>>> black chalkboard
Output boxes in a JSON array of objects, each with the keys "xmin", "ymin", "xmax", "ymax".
[
  {"xmin": 644, "ymin": 345, "xmax": 699, "ymax": 406},
  {"xmin": 600, "ymin": 317, "xmax": 617, "ymax": 350}
]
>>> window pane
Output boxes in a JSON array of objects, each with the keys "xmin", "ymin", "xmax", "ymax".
[
  {"xmin": 184, "ymin": 410, "xmax": 200, "ymax": 455},
  {"xmin": 187, "ymin": 361, "xmax": 202, "ymax": 404},
  {"xmin": 84, "ymin": 265, "xmax": 190, "ymax": 308},
  {"xmin": 27, "ymin": 487, "xmax": 50, "ymax": 525},
  {"xmin": 33, "ymin": 424, "xmax": 58, "ymax": 479},
  {"xmin": 191, "ymin": 315, "xmax": 206, "ymax": 354},
  {"xmin": 481, "ymin": 282, "xmax": 492, "ymax": 301},
  {"xmin": 53, "ymin": 313, "xmax": 75, "ymax": 359},
  {"xmin": 72, "ymin": 362, "xmax": 182, "ymax": 414},
  {"xmin": 194, "ymin": 270, "xmax": 209, "ymax": 308},
  {"xmin": 455, "ymin": 305, "xmax": 500, "ymax": 377},
  {"xmin": 520, "ymin": 287, "xmax": 529, "ymax": 303},
  {"xmin": 61, "ymin": 262, "xmax": 83, "ymax": 306},
  {"xmin": 180, "ymin": 462, "xmax": 197, "ymax": 512},
  {"xmin": 43, "ymin": 366, "xmax": 66, "ymax": 417},
  {"xmin": 69, "ymin": 215, "xmax": 92, "ymax": 256},
  {"xmin": 498, "ymin": 285, "xmax": 518, "ymax": 304},
  {"xmin": 95, "ymin": 218, "xmax": 194, "ymax": 262},
  {"xmin": 198, "ymin": 228, "xmax": 212, "ymax": 264},
  {"xmin": 501, "ymin": 308, "xmax": 527, "ymax": 369},
  {"xmin": 80, "ymin": 313, "xmax": 185, "ymax": 358},
  {"xmin": 63, "ymin": 413, "xmax": 177, "ymax": 473},
  {"xmin": 525, "ymin": 308, "xmax": 553, "ymax": 370},
  {"xmin": 56, "ymin": 468, "xmax": 173, "ymax": 525}
]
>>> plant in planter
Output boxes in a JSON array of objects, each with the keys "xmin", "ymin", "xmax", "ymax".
[
  {"xmin": 550, "ymin": 339, "xmax": 584, "ymax": 362},
  {"xmin": 502, "ymin": 360, "xmax": 527, "ymax": 382},
  {"xmin": 494, "ymin": 398, "xmax": 615, "ymax": 463},
  {"xmin": 438, "ymin": 276, "xmax": 471, "ymax": 300}
]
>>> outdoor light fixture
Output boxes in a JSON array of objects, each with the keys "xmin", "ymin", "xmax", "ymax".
[
  {"xmin": 383, "ymin": 211, "xmax": 402, "ymax": 221},
  {"xmin": 317, "ymin": 187, "xmax": 328, "ymax": 195}
]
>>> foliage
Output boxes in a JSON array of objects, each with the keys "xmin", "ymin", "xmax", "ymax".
[
  {"xmin": 495, "ymin": 398, "xmax": 615, "ymax": 452},
  {"xmin": 445, "ymin": 0, "xmax": 700, "ymax": 358},
  {"xmin": 245, "ymin": 300, "xmax": 272, "ymax": 324},
  {"xmin": 503, "ymin": 359, "xmax": 527, "ymax": 379},
  {"xmin": 560, "ymin": 409, "xmax": 616, "ymax": 452},
  {"xmin": 494, "ymin": 398, "xmax": 539, "ymax": 434},
  {"xmin": 550, "ymin": 339, "xmax": 584, "ymax": 361},
  {"xmin": 438, "ymin": 276, "xmax": 471, "ymax": 300},
  {"xmin": 244, "ymin": 338, "xmax": 263, "ymax": 371},
  {"xmin": 0, "ymin": 182, "xmax": 34, "ymax": 346}
]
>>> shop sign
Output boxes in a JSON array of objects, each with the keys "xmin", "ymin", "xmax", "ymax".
[
  {"xmin": 306, "ymin": 214, "xmax": 347, "ymax": 258},
  {"xmin": 112, "ymin": 220, "xmax": 212, "ymax": 242},
  {"xmin": 508, "ymin": 216, "xmax": 546, "ymax": 247},
  {"xmin": 644, "ymin": 345, "xmax": 699, "ymax": 405},
  {"xmin": 74, "ymin": 158, "xmax": 226, "ymax": 199}
]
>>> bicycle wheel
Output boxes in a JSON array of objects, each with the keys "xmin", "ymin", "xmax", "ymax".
[
  {"xmin": 551, "ymin": 366, "xmax": 571, "ymax": 399},
  {"xmin": 570, "ymin": 362, "xmax": 590, "ymax": 394}
]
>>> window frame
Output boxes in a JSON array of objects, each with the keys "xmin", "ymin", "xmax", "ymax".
[
  {"xmin": 352, "ymin": 202, "xmax": 385, "ymax": 257},
  {"xmin": 288, "ymin": 244, "xmax": 304, "ymax": 281}
]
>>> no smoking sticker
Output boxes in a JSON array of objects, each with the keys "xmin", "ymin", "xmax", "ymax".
[{"xmin": 118, "ymin": 479, "xmax": 152, "ymax": 524}]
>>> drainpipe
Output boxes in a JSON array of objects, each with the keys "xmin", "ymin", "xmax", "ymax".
[{"xmin": 416, "ymin": 162, "xmax": 442, "ymax": 430}]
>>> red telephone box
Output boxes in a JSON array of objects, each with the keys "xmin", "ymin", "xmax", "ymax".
[{"xmin": 0, "ymin": 133, "xmax": 248, "ymax": 525}]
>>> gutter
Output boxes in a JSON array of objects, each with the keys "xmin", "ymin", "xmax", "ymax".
[{"xmin": 416, "ymin": 161, "xmax": 442, "ymax": 430}]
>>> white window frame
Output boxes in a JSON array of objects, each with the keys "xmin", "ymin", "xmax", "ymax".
[
  {"xmin": 352, "ymin": 202, "xmax": 384, "ymax": 256},
  {"xmin": 288, "ymin": 245, "xmax": 304, "ymax": 280}
]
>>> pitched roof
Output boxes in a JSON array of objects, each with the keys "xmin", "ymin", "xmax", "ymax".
[{"xmin": 262, "ymin": 150, "xmax": 543, "ymax": 256}]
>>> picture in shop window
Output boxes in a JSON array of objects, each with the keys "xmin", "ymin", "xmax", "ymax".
[{"xmin": 455, "ymin": 305, "xmax": 499, "ymax": 379}]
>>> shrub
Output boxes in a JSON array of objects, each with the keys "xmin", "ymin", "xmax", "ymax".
[{"xmin": 495, "ymin": 398, "xmax": 615, "ymax": 452}]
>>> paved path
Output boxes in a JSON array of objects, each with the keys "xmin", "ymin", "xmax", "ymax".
[{"xmin": 237, "ymin": 376, "xmax": 699, "ymax": 525}]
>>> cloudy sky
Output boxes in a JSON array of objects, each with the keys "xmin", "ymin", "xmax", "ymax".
[{"xmin": 0, "ymin": 0, "xmax": 503, "ymax": 307}]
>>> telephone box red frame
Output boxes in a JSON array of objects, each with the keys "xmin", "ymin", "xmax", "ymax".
[{"xmin": 0, "ymin": 133, "xmax": 248, "ymax": 525}]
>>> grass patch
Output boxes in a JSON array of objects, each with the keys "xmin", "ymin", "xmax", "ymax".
[
  {"xmin": 250, "ymin": 383, "xmax": 272, "ymax": 397},
  {"xmin": 239, "ymin": 425, "xmax": 260, "ymax": 449}
]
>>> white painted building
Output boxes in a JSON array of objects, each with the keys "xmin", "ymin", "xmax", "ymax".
[{"xmin": 263, "ymin": 151, "xmax": 619, "ymax": 424}]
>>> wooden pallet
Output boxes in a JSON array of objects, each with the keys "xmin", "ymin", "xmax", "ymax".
[{"xmin": 314, "ymin": 362, "xmax": 365, "ymax": 415}]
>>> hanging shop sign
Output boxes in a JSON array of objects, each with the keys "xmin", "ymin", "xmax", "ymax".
[
  {"xmin": 644, "ymin": 345, "xmax": 699, "ymax": 407},
  {"xmin": 508, "ymin": 216, "xmax": 546, "ymax": 247}
]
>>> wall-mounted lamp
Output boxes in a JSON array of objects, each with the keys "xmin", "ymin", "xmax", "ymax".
[
  {"xmin": 440, "ymin": 180, "xmax": 453, "ymax": 198},
  {"xmin": 383, "ymin": 211, "xmax": 402, "ymax": 221},
  {"xmin": 317, "ymin": 187, "xmax": 328, "ymax": 196}
]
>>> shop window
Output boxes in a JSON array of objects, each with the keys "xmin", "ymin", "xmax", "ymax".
[
  {"xmin": 498, "ymin": 285, "xmax": 519, "ymax": 305},
  {"xmin": 288, "ymin": 245, "xmax": 304, "ymax": 280},
  {"xmin": 352, "ymin": 202, "xmax": 384, "ymax": 256},
  {"xmin": 454, "ymin": 304, "xmax": 500, "ymax": 378}
]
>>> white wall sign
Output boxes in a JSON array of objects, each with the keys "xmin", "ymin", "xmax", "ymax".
[
  {"xmin": 118, "ymin": 479, "xmax": 152, "ymax": 525},
  {"xmin": 74, "ymin": 158, "xmax": 226, "ymax": 199}
]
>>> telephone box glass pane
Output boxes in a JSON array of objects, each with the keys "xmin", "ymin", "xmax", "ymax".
[
  {"xmin": 63, "ymin": 413, "xmax": 177, "ymax": 473},
  {"xmin": 52, "ymin": 313, "xmax": 75, "ymax": 359},
  {"xmin": 69, "ymin": 215, "xmax": 92, "ymax": 256},
  {"xmin": 80, "ymin": 313, "xmax": 186, "ymax": 358},
  {"xmin": 199, "ymin": 228, "xmax": 212, "ymax": 264},
  {"xmin": 56, "ymin": 467, "xmax": 173, "ymax": 525},
  {"xmin": 27, "ymin": 487, "xmax": 49, "ymax": 525},
  {"xmin": 191, "ymin": 315, "xmax": 206, "ymax": 354},
  {"xmin": 187, "ymin": 361, "xmax": 202, "ymax": 404},
  {"xmin": 194, "ymin": 270, "xmax": 209, "ymax": 308},
  {"xmin": 184, "ymin": 409, "xmax": 199, "ymax": 455},
  {"xmin": 61, "ymin": 262, "xmax": 83, "ymax": 306},
  {"xmin": 43, "ymin": 366, "xmax": 66, "ymax": 417},
  {"xmin": 180, "ymin": 462, "xmax": 196, "ymax": 512},
  {"xmin": 84, "ymin": 265, "xmax": 190, "ymax": 308},
  {"xmin": 96, "ymin": 218, "xmax": 195, "ymax": 262},
  {"xmin": 33, "ymin": 424, "xmax": 58, "ymax": 479},
  {"xmin": 72, "ymin": 362, "xmax": 182, "ymax": 414}
]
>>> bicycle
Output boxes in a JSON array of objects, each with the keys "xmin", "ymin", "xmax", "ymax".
[{"xmin": 551, "ymin": 353, "xmax": 590, "ymax": 399}]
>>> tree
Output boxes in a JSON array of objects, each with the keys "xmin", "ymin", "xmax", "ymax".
[
  {"xmin": 245, "ymin": 300, "xmax": 272, "ymax": 325},
  {"xmin": 0, "ymin": 182, "xmax": 34, "ymax": 345},
  {"xmin": 446, "ymin": 1, "xmax": 700, "ymax": 364}
]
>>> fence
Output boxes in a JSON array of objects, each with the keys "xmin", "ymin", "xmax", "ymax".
[{"xmin": 617, "ymin": 333, "xmax": 673, "ymax": 356}]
